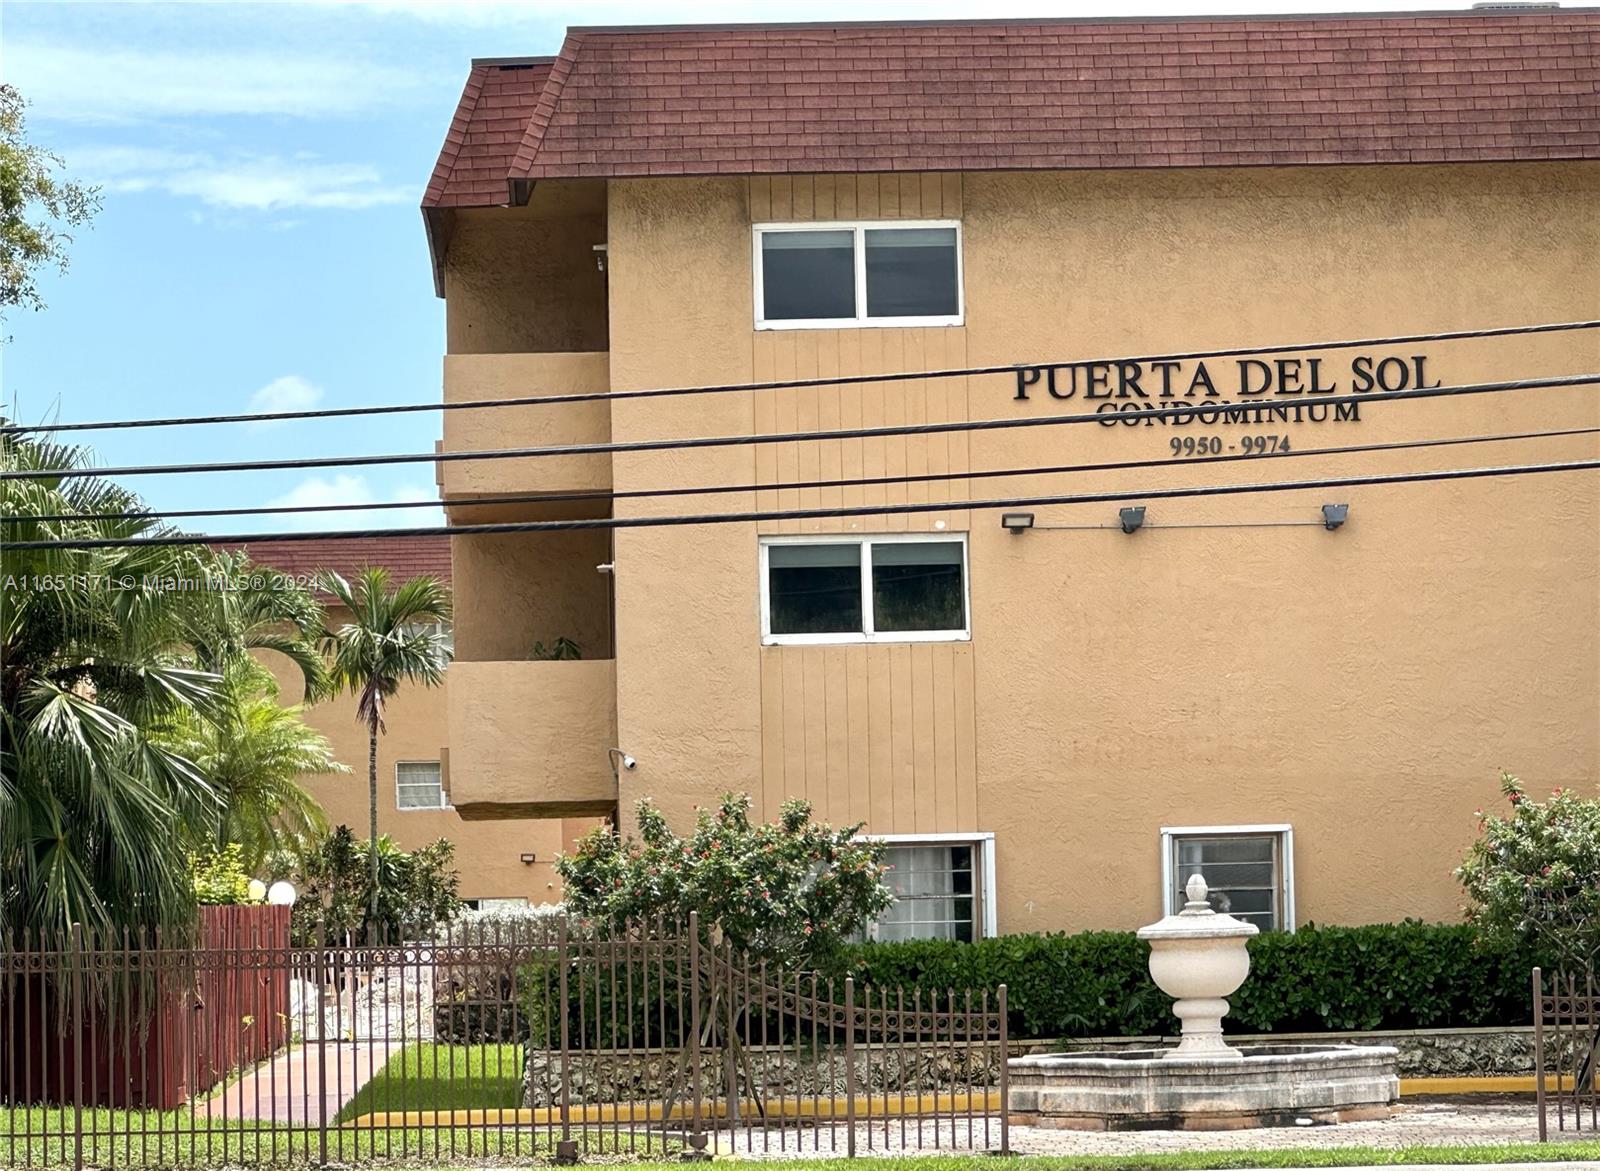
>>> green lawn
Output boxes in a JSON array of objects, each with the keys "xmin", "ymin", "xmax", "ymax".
[{"xmin": 333, "ymin": 1042, "xmax": 525, "ymax": 1123}]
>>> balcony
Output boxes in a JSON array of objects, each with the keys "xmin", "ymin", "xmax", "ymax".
[
  {"xmin": 445, "ymin": 659, "xmax": 618, "ymax": 819},
  {"xmin": 440, "ymin": 351, "xmax": 610, "ymax": 516}
]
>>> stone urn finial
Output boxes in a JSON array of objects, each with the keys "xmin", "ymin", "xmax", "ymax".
[{"xmin": 1137, "ymin": 871, "xmax": 1259, "ymax": 1059}]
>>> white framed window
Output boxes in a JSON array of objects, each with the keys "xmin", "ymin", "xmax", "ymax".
[
  {"xmin": 753, "ymin": 220, "xmax": 964, "ymax": 329},
  {"xmin": 402, "ymin": 620, "xmax": 454, "ymax": 655},
  {"xmin": 1160, "ymin": 824, "xmax": 1295, "ymax": 932},
  {"xmin": 759, "ymin": 533, "xmax": 970, "ymax": 645},
  {"xmin": 462, "ymin": 897, "xmax": 530, "ymax": 912},
  {"xmin": 862, "ymin": 832, "xmax": 997, "ymax": 943},
  {"xmin": 396, "ymin": 761, "xmax": 448, "ymax": 811}
]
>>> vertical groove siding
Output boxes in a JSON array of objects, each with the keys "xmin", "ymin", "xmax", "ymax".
[{"xmin": 750, "ymin": 174, "xmax": 978, "ymax": 835}]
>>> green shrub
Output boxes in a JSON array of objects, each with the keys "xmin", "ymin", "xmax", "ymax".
[
  {"xmin": 191, "ymin": 845, "xmax": 254, "ymax": 906},
  {"xmin": 844, "ymin": 921, "xmax": 1537, "ymax": 1040}
]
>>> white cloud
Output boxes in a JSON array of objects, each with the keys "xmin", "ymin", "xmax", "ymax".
[
  {"xmin": 259, "ymin": 475, "xmax": 445, "ymax": 532},
  {"xmin": 249, "ymin": 375, "xmax": 325, "ymax": 418},
  {"xmin": 6, "ymin": 41, "xmax": 419, "ymax": 123},
  {"xmin": 69, "ymin": 145, "xmax": 410, "ymax": 212}
]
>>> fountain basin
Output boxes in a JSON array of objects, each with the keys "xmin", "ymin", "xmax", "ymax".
[{"xmin": 1008, "ymin": 1043, "xmax": 1400, "ymax": 1130}]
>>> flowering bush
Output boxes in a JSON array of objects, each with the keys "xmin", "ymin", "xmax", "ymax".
[
  {"xmin": 557, "ymin": 793, "xmax": 893, "ymax": 971},
  {"xmin": 1457, "ymin": 772, "xmax": 1600, "ymax": 972}
]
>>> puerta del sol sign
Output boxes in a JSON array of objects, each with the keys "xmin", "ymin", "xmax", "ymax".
[{"xmin": 1013, "ymin": 353, "xmax": 1441, "ymax": 428}]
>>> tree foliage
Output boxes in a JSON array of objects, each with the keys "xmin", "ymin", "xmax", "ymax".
[
  {"xmin": 557, "ymin": 793, "xmax": 894, "ymax": 971},
  {"xmin": 318, "ymin": 568, "xmax": 451, "ymax": 922},
  {"xmin": 191, "ymin": 844, "xmax": 255, "ymax": 906},
  {"xmin": 0, "ymin": 84, "xmax": 99, "ymax": 317},
  {"xmin": 156, "ymin": 658, "xmax": 344, "ymax": 872},
  {"xmin": 1458, "ymin": 771, "xmax": 1600, "ymax": 972},
  {"xmin": 0, "ymin": 429, "xmax": 337, "ymax": 937},
  {"xmin": 268, "ymin": 825, "xmax": 461, "ymax": 945}
]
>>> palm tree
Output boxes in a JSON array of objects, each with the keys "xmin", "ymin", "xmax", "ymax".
[
  {"xmin": 186, "ymin": 549, "xmax": 329, "ymax": 701},
  {"xmin": 156, "ymin": 658, "xmax": 347, "ymax": 872},
  {"xmin": 1, "ymin": 431, "xmax": 230, "ymax": 937},
  {"xmin": 318, "ymin": 568, "xmax": 451, "ymax": 925}
]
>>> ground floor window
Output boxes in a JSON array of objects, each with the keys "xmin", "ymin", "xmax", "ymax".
[
  {"xmin": 862, "ymin": 833, "xmax": 996, "ymax": 942},
  {"xmin": 1160, "ymin": 824, "xmax": 1294, "ymax": 932},
  {"xmin": 461, "ymin": 897, "xmax": 531, "ymax": 912},
  {"xmin": 396, "ymin": 761, "xmax": 447, "ymax": 810}
]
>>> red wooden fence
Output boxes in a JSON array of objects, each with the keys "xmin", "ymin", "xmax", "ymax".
[{"xmin": 1, "ymin": 905, "xmax": 292, "ymax": 1109}]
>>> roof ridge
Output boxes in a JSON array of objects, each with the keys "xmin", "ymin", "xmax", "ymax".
[
  {"xmin": 563, "ymin": 6, "xmax": 1599, "ymax": 35},
  {"xmin": 422, "ymin": 64, "xmax": 488, "ymax": 209},
  {"xmin": 508, "ymin": 30, "xmax": 585, "ymax": 185}
]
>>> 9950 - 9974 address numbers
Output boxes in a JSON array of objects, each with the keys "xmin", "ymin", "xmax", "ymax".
[{"xmin": 1170, "ymin": 435, "xmax": 1290, "ymax": 458}]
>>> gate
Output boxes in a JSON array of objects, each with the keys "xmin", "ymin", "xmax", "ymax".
[
  {"xmin": 1533, "ymin": 966, "xmax": 1600, "ymax": 1139},
  {"xmin": 1, "ymin": 912, "xmax": 1008, "ymax": 1166}
]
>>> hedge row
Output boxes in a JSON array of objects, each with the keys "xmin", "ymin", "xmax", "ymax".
[{"xmin": 842, "ymin": 921, "xmax": 1539, "ymax": 1040}]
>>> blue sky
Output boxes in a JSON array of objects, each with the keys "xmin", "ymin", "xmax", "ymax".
[{"xmin": 3, "ymin": 0, "xmax": 1452, "ymax": 533}]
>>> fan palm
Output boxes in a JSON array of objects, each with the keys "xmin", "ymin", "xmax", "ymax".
[
  {"xmin": 156, "ymin": 658, "xmax": 346, "ymax": 872},
  {"xmin": 1, "ymin": 430, "xmax": 229, "ymax": 938},
  {"xmin": 318, "ymin": 568, "xmax": 451, "ymax": 924}
]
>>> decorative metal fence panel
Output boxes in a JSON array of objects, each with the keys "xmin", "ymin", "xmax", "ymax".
[
  {"xmin": 1, "ymin": 912, "xmax": 1007, "ymax": 1167},
  {"xmin": 1533, "ymin": 966, "xmax": 1600, "ymax": 1140}
]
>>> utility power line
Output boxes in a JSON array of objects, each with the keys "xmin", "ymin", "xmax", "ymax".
[
  {"xmin": 6, "ymin": 456, "xmax": 1597, "ymax": 551},
  {"xmin": 2, "ymin": 371, "xmax": 1597, "ymax": 483},
  {"xmin": 6, "ymin": 424, "xmax": 1597, "ymax": 527},
  {"xmin": 3, "ymin": 317, "xmax": 1597, "ymax": 436}
]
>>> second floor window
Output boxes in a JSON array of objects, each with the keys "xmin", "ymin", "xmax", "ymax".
[
  {"xmin": 755, "ymin": 221, "xmax": 963, "ymax": 328},
  {"xmin": 760, "ymin": 534, "xmax": 969, "ymax": 644}
]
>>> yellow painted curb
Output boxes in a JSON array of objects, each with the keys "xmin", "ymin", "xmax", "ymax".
[
  {"xmin": 1401, "ymin": 1074, "xmax": 1586, "ymax": 1095},
  {"xmin": 345, "ymin": 1091, "xmax": 1003, "ymax": 1129},
  {"xmin": 345, "ymin": 1079, "xmax": 1582, "ymax": 1127}
]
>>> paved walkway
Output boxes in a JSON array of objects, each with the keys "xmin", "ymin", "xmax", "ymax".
[{"xmin": 209, "ymin": 1040, "xmax": 401, "ymax": 1122}]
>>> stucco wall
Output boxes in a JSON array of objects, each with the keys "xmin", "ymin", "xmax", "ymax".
[
  {"xmin": 259, "ymin": 627, "xmax": 579, "ymax": 903},
  {"xmin": 598, "ymin": 162, "xmax": 1600, "ymax": 934},
  {"xmin": 445, "ymin": 203, "xmax": 608, "ymax": 355},
  {"xmin": 451, "ymin": 531, "xmax": 614, "ymax": 663}
]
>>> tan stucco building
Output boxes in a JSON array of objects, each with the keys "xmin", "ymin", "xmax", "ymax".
[
  {"xmin": 419, "ymin": 9, "xmax": 1600, "ymax": 939},
  {"xmin": 236, "ymin": 537, "xmax": 591, "ymax": 908}
]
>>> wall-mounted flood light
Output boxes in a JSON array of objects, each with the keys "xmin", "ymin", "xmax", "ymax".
[
  {"xmin": 1001, "ymin": 511, "xmax": 1035, "ymax": 534},
  {"xmin": 1119, "ymin": 506, "xmax": 1147, "ymax": 534},
  {"xmin": 1321, "ymin": 503, "xmax": 1350, "ymax": 531},
  {"xmin": 520, "ymin": 853, "xmax": 537, "ymax": 866}
]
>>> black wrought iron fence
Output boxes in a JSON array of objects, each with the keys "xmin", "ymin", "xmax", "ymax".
[
  {"xmin": 1534, "ymin": 966, "xmax": 1600, "ymax": 1140},
  {"xmin": 1, "ymin": 912, "xmax": 1007, "ymax": 1167}
]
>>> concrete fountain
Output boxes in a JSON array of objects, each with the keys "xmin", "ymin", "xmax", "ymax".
[{"xmin": 1007, "ymin": 874, "xmax": 1399, "ymax": 1130}]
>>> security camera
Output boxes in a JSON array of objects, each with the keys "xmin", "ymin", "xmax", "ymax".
[{"xmin": 621, "ymin": 754, "xmax": 637, "ymax": 771}]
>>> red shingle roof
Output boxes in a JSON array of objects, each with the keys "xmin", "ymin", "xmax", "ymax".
[
  {"xmin": 424, "ymin": 10, "xmax": 1599, "ymax": 198},
  {"xmin": 424, "ymin": 57, "xmax": 554, "ymax": 208},
  {"xmin": 218, "ymin": 536, "xmax": 452, "ymax": 587}
]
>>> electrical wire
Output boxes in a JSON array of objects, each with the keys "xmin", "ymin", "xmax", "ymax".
[
  {"xmin": 4, "ymin": 317, "xmax": 1598, "ymax": 436},
  {"xmin": 6, "ymin": 455, "xmax": 1598, "ymax": 551},
  {"xmin": 8, "ymin": 424, "xmax": 1598, "ymax": 526},
  {"xmin": 3, "ymin": 371, "xmax": 1597, "ymax": 483}
]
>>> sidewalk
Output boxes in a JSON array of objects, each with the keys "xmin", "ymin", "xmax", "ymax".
[{"xmin": 208, "ymin": 1040, "xmax": 401, "ymax": 1122}]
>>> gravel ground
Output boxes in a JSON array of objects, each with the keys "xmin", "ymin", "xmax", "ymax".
[{"xmin": 704, "ymin": 1101, "xmax": 1586, "ymax": 1158}]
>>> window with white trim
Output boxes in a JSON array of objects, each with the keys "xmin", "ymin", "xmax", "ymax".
[
  {"xmin": 754, "ymin": 221, "xmax": 963, "ymax": 329},
  {"xmin": 396, "ymin": 761, "xmax": 447, "ymax": 810},
  {"xmin": 760, "ymin": 534, "xmax": 969, "ymax": 645},
  {"xmin": 865, "ymin": 834, "xmax": 995, "ymax": 943},
  {"xmin": 403, "ymin": 620, "xmax": 454, "ymax": 655},
  {"xmin": 1161, "ymin": 825, "xmax": 1294, "ymax": 932}
]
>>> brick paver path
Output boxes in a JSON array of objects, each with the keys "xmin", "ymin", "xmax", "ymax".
[{"xmin": 209, "ymin": 1040, "xmax": 401, "ymax": 1122}]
